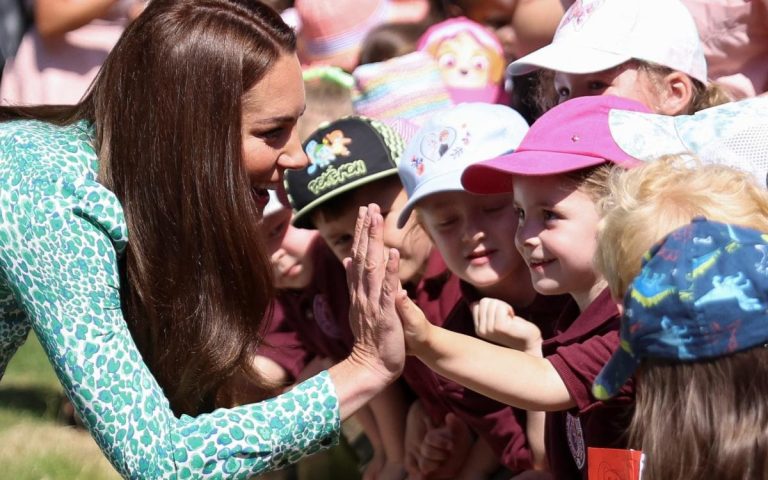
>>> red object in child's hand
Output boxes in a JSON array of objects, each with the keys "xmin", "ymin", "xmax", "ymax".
[{"xmin": 587, "ymin": 447, "xmax": 644, "ymax": 480}]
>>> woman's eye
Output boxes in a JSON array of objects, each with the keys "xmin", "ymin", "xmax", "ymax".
[
  {"xmin": 262, "ymin": 127, "xmax": 286, "ymax": 140},
  {"xmin": 557, "ymin": 87, "xmax": 570, "ymax": 99}
]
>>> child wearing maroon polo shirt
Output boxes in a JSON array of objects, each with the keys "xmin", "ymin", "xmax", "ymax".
[
  {"xmin": 256, "ymin": 196, "xmax": 355, "ymax": 384},
  {"xmin": 396, "ymin": 103, "xmax": 578, "ymax": 479},
  {"xmin": 393, "ymin": 96, "xmax": 652, "ymax": 479},
  {"xmin": 287, "ymin": 114, "xmax": 540, "ymax": 479},
  {"xmin": 285, "ymin": 116, "xmax": 422, "ymax": 480}
]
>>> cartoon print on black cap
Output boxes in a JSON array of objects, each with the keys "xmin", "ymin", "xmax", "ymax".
[{"xmin": 305, "ymin": 129, "xmax": 353, "ymax": 175}]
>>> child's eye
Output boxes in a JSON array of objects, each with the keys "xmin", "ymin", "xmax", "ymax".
[
  {"xmin": 482, "ymin": 204, "xmax": 506, "ymax": 214},
  {"xmin": 437, "ymin": 217, "xmax": 457, "ymax": 229},
  {"xmin": 268, "ymin": 221, "xmax": 288, "ymax": 240},
  {"xmin": 334, "ymin": 234, "xmax": 353, "ymax": 248},
  {"xmin": 587, "ymin": 81, "xmax": 608, "ymax": 92},
  {"xmin": 515, "ymin": 207, "xmax": 525, "ymax": 221},
  {"xmin": 543, "ymin": 210, "xmax": 559, "ymax": 222}
]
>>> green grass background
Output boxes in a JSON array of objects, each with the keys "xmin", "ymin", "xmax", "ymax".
[{"xmin": 0, "ymin": 334, "xmax": 362, "ymax": 480}]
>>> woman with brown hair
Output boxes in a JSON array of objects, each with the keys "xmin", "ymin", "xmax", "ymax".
[{"xmin": 0, "ymin": 0, "xmax": 405, "ymax": 478}]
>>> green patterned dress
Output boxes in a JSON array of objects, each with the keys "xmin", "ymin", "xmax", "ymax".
[{"xmin": 0, "ymin": 119, "xmax": 340, "ymax": 479}]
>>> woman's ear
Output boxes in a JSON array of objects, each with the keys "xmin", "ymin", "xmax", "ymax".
[{"xmin": 656, "ymin": 71, "xmax": 694, "ymax": 115}]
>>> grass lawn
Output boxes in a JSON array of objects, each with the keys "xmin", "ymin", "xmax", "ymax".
[{"xmin": 0, "ymin": 334, "xmax": 363, "ymax": 480}]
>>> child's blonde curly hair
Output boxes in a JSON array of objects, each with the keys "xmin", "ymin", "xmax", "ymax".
[{"xmin": 595, "ymin": 156, "xmax": 768, "ymax": 300}]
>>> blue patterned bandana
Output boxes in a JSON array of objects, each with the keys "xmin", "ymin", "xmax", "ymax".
[{"xmin": 593, "ymin": 218, "xmax": 768, "ymax": 400}]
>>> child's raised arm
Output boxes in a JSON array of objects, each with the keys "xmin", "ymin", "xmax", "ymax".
[{"xmin": 397, "ymin": 295, "xmax": 573, "ymax": 412}]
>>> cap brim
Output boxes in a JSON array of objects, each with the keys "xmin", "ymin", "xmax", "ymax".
[
  {"xmin": 507, "ymin": 42, "xmax": 632, "ymax": 77},
  {"xmin": 592, "ymin": 343, "xmax": 640, "ymax": 400},
  {"xmin": 291, "ymin": 169, "xmax": 398, "ymax": 229},
  {"xmin": 397, "ymin": 170, "xmax": 465, "ymax": 228},
  {"xmin": 461, "ymin": 150, "xmax": 609, "ymax": 194},
  {"xmin": 608, "ymin": 109, "xmax": 687, "ymax": 161}
]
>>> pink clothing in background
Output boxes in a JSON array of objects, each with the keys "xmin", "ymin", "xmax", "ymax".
[
  {"xmin": 0, "ymin": 0, "xmax": 131, "ymax": 106},
  {"xmin": 683, "ymin": 0, "xmax": 768, "ymax": 98}
]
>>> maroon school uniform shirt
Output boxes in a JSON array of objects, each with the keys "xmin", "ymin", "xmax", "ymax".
[
  {"xmin": 404, "ymin": 250, "xmax": 575, "ymax": 473},
  {"xmin": 542, "ymin": 287, "xmax": 635, "ymax": 479},
  {"xmin": 258, "ymin": 238, "xmax": 354, "ymax": 381}
]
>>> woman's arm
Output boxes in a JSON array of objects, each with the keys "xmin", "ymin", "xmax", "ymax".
[
  {"xmin": 35, "ymin": 0, "xmax": 121, "ymax": 39},
  {"xmin": 0, "ymin": 133, "xmax": 404, "ymax": 477}
]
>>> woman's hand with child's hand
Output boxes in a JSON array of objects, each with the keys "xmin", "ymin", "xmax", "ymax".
[
  {"xmin": 394, "ymin": 291, "xmax": 433, "ymax": 356},
  {"xmin": 345, "ymin": 204, "xmax": 406, "ymax": 387},
  {"xmin": 472, "ymin": 298, "xmax": 543, "ymax": 354}
]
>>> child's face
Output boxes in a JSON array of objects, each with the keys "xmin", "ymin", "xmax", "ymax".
[
  {"xmin": 312, "ymin": 180, "xmax": 433, "ymax": 285},
  {"xmin": 513, "ymin": 174, "xmax": 603, "ymax": 307},
  {"xmin": 263, "ymin": 208, "xmax": 318, "ymax": 290},
  {"xmin": 418, "ymin": 191, "xmax": 526, "ymax": 291},
  {"xmin": 553, "ymin": 62, "xmax": 662, "ymax": 111},
  {"xmin": 457, "ymin": 0, "xmax": 519, "ymax": 61}
]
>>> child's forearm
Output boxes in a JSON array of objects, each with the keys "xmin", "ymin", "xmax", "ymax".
[
  {"xmin": 369, "ymin": 380, "xmax": 409, "ymax": 463},
  {"xmin": 416, "ymin": 324, "xmax": 574, "ymax": 411}
]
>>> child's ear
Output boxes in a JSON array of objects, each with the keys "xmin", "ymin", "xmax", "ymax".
[{"xmin": 656, "ymin": 71, "xmax": 694, "ymax": 115}]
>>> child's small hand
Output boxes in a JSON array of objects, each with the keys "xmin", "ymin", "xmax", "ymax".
[
  {"xmin": 418, "ymin": 413, "xmax": 474, "ymax": 479},
  {"xmin": 472, "ymin": 298, "xmax": 543, "ymax": 353},
  {"xmin": 395, "ymin": 292, "xmax": 433, "ymax": 356},
  {"xmin": 404, "ymin": 401, "xmax": 429, "ymax": 479}
]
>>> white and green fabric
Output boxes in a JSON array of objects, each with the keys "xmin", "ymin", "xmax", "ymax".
[{"xmin": 0, "ymin": 119, "xmax": 340, "ymax": 479}]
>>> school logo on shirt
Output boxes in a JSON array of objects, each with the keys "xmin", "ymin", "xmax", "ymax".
[
  {"xmin": 566, "ymin": 412, "xmax": 586, "ymax": 470},
  {"xmin": 313, "ymin": 294, "xmax": 342, "ymax": 339}
]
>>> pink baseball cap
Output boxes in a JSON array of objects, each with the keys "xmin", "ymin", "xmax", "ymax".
[{"xmin": 461, "ymin": 95, "xmax": 651, "ymax": 194}]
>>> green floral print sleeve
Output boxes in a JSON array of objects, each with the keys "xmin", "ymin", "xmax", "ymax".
[{"xmin": 0, "ymin": 119, "xmax": 340, "ymax": 479}]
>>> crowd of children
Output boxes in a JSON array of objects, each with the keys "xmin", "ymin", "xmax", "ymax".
[
  {"xmin": 250, "ymin": 0, "xmax": 768, "ymax": 478},
  {"xmin": 3, "ymin": 0, "xmax": 765, "ymax": 478}
]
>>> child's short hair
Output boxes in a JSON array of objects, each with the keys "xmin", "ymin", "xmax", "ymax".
[
  {"xmin": 298, "ymin": 67, "xmax": 354, "ymax": 141},
  {"xmin": 595, "ymin": 156, "xmax": 768, "ymax": 299}
]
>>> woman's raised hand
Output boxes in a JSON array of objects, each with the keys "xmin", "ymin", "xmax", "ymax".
[{"xmin": 344, "ymin": 204, "xmax": 406, "ymax": 384}]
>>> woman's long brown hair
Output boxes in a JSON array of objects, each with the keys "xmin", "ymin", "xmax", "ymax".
[{"xmin": 1, "ymin": 0, "xmax": 295, "ymax": 415}]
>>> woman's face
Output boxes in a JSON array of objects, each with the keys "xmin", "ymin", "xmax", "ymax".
[{"xmin": 241, "ymin": 53, "xmax": 308, "ymax": 213}]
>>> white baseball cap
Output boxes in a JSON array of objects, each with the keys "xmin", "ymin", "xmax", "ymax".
[
  {"xmin": 396, "ymin": 103, "xmax": 529, "ymax": 228},
  {"xmin": 507, "ymin": 0, "xmax": 707, "ymax": 84},
  {"xmin": 609, "ymin": 96, "xmax": 768, "ymax": 188}
]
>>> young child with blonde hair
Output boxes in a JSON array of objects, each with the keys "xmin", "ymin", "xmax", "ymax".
[{"xmin": 593, "ymin": 190, "xmax": 768, "ymax": 479}]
